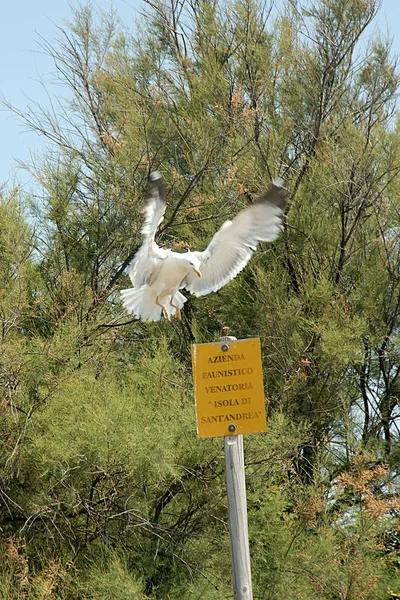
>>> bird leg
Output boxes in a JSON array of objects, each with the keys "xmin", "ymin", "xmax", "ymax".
[
  {"xmin": 170, "ymin": 299, "xmax": 181, "ymax": 320},
  {"xmin": 155, "ymin": 296, "xmax": 171, "ymax": 322}
]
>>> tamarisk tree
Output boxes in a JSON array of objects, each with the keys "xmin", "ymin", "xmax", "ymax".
[{"xmin": 1, "ymin": 1, "xmax": 400, "ymax": 598}]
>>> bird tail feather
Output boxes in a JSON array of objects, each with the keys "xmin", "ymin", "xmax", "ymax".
[
  {"xmin": 172, "ymin": 291, "xmax": 187, "ymax": 311},
  {"xmin": 120, "ymin": 287, "xmax": 188, "ymax": 322},
  {"xmin": 120, "ymin": 286, "xmax": 162, "ymax": 322}
]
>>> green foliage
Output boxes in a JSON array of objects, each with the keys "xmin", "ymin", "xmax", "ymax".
[{"xmin": 2, "ymin": 0, "xmax": 400, "ymax": 597}]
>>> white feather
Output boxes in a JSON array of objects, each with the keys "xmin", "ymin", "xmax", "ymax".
[
  {"xmin": 121, "ymin": 175, "xmax": 286, "ymax": 321},
  {"xmin": 184, "ymin": 190, "xmax": 285, "ymax": 297}
]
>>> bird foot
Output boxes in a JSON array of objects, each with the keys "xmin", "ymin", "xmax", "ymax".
[
  {"xmin": 162, "ymin": 307, "xmax": 171, "ymax": 322},
  {"xmin": 169, "ymin": 299, "xmax": 181, "ymax": 320},
  {"xmin": 156, "ymin": 296, "xmax": 171, "ymax": 322}
]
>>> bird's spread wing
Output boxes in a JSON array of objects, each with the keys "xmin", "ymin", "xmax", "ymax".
[
  {"xmin": 128, "ymin": 171, "xmax": 168, "ymax": 288},
  {"xmin": 183, "ymin": 180, "xmax": 287, "ymax": 297}
]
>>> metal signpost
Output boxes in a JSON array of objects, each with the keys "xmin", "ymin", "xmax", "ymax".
[{"xmin": 191, "ymin": 337, "xmax": 267, "ymax": 600}]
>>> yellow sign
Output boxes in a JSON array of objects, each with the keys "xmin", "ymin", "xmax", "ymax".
[{"xmin": 191, "ymin": 338, "xmax": 266, "ymax": 438}]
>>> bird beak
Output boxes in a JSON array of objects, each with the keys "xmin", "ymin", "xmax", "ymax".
[{"xmin": 193, "ymin": 268, "xmax": 202, "ymax": 278}]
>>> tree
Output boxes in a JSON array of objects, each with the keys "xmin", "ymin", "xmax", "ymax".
[{"xmin": 1, "ymin": 0, "xmax": 400, "ymax": 598}]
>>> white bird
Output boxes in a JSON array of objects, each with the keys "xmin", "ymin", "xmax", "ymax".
[{"xmin": 120, "ymin": 171, "xmax": 287, "ymax": 322}]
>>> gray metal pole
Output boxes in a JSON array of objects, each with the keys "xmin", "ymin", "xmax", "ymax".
[
  {"xmin": 225, "ymin": 434, "xmax": 253, "ymax": 600},
  {"xmin": 218, "ymin": 335, "xmax": 253, "ymax": 600}
]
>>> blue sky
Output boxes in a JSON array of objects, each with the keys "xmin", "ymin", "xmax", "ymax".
[{"xmin": 1, "ymin": 0, "xmax": 399, "ymax": 190}]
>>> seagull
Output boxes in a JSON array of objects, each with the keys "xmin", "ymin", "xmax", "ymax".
[{"xmin": 120, "ymin": 171, "xmax": 287, "ymax": 322}]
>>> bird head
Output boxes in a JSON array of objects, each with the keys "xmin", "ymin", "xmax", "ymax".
[{"xmin": 186, "ymin": 253, "xmax": 202, "ymax": 278}]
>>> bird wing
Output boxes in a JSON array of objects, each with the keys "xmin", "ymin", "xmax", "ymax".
[
  {"xmin": 183, "ymin": 181, "xmax": 287, "ymax": 297},
  {"xmin": 128, "ymin": 172, "xmax": 168, "ymax": 288}
]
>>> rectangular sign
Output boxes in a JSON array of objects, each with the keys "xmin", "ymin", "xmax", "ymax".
[{"xmin": 191, "ymin": 338, "xmax": 267, "ymax": 437}]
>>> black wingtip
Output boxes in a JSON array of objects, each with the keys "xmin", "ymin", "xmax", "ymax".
[
  {"xmin": 256, "ymin": 180, "xmax": 287, "ymax": 210},
  {"xmin": 147, "ymin": 170, "xmax": 167, "ymax": 204}
]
